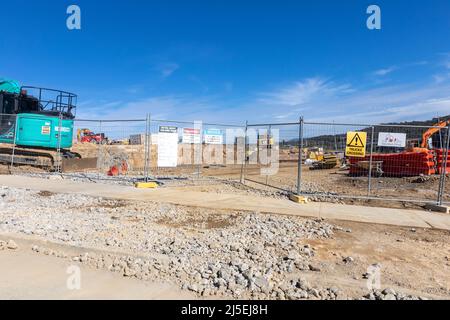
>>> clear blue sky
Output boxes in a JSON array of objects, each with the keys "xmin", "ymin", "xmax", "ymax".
[{"xmin": 1, "ymin": 0, "xmax": 450, "ymax": 123}]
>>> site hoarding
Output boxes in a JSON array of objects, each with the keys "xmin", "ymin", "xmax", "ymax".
[{"xmin": 158, "ymin": 126, "xmax": 178, "ymax": 167}]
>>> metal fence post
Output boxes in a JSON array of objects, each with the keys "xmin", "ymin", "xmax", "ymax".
[
  {"xmin": 56, "ymin": 112, "xmax": 63, "ymax": 173},
  {"xmin": 367, "ymin": 126, "xmax": 375, "ymax": 196},
  {"xmin": 97, "ymin": 120, "xmax": 103, "ymax": 180},
  {"xmin": 143, "ymin": 114, "xmax": 150, "ymax": 182},
  {"xmin": 147, "ymin": 114, "xmax": 152, "ymax": 181},
  {"xmin": 296, "ymin": 117, "xmax": 304, "ymax": 195},
  {"xmin": 195, "ymin": 121, "xmax": 203, "ymax": 180},
  {"xmin": 10, "ymin": 115, "xmax": 18, "ymax": 168},
  {"xmin": 437, "ymin": 125, "xmax": 450, "ymax": 205},
  {"xmin": 265, "ymin": 125, "xmax": 272, "ymax": 186},
  {"xmin": 240, "ymin": 121, "xmax": 249, "ymax": 184}
]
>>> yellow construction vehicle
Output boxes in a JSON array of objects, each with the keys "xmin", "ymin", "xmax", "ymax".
[{"xmin": 310, "ymin": 153, "xmax": 338, "ymax": 170}]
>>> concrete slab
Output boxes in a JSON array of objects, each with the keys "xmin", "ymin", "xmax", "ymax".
[
  {"xmin": 1, "ymin": 175, "xmax": 450, "ymax": 230},
  {"xmin": 0, "ymin": 249, "xmax": 193, "ymax": 300}
]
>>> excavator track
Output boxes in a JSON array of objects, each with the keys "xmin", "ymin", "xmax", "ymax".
[{"xmin": 0, "ymin": 144, "xmax": 83, "ymax": 170}]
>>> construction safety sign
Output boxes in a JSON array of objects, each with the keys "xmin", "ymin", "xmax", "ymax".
[{"xmin": 345, "ymin": 131, "xmax": 367, "ymax": 158}]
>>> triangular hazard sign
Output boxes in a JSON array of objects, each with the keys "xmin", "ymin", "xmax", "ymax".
[{"xmin": 347, "ymin": 133, "xmax": 365, "ymax": 148}]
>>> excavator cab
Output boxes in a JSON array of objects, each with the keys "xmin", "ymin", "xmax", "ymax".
[
  {"xmin": 0, "ymin": 79, "xmax": 98, "ymax": 171},
  {"xmin": 0, "ymin": 82, "xmax": 77, "ymax": 149}
]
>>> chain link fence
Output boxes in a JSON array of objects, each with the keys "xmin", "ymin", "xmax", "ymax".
[
  {"xmin": 0, "ymin": 113, "xmax": 17, "ymax": 169},
  {"xmin": 0, "ymin": 112, "xmax": 448, "ymax": 205},
  {"xmin": 240, "ymin": 119, "xmax": 450, "ymax": 205},
  {"xmin": 242, "ymin": 122, "xmax": 299, "ymax": 193}
]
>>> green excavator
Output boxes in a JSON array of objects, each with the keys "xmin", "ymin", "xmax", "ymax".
[{"xmin": 0, "ymin": 78, "xmax": 93, "ymax": 170}]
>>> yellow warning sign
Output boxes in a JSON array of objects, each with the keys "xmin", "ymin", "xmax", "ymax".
[{"xmin": 345, "ymin": 131, "xmax": 367, "ymax": 157}]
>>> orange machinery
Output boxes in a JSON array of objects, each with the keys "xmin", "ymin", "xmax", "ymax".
[{"xmin": 410, "ymin": 119, "xmax": 450, "ymax": 152}]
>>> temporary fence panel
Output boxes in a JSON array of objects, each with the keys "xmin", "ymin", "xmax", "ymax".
[
  {"xmin": 0, "ymin": 113, "xmax": 17, "ymax": 169},
  {"xmin": 2, "ymin": 111, "xmax": 448, "ymax": 205},
  {"xmin": 438, "ymin": 126, "xmax": 450, "ymax": 205},
  {"xmin": 242, "ymin": 119, "xmax": 449, "ymax": 205},
  {"xmin": 148, "ymin": 119, "xmax": 245, "ymax": 184},
  {"xmin": 243, "ymin": 122, "xmax": 299, "ymax": 193},
  {"xmin": 201, "ymin": 122, "xmax": 246, "ymax": 181},
  {"xmin": 299, "ymin": 122, "xmax": 371, "ymax": 200},
  {"xmin": 149, "ymin": 119, "xmax": 201, "ymax": 179},
  {"xmin": 354, "ymin": 125, "xmax": 449, "ymax": 203},
  {"xmin": 71, "ymin": 119, "xmax": 147, "ymax": 178}
]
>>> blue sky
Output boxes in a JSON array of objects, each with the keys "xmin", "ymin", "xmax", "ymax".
[{"xmin": 1, "ymin": 0, "xmax": 450, "ymax": 124}]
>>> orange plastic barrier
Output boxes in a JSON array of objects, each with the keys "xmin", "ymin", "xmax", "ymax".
[{"xmin": 349, "ymin": 150, "xmax": 436, "ymax": 176}]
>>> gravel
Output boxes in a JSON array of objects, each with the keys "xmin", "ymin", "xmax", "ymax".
[
  {"xmin": 0, "ymin": 185, "xmax": 345, "ymax": 299},
  {"xmin": 0, "ymin": 239, "xmax": 18, "ymax": 251},
  {"xmin": 0, "ymin": 185, "xmax": 435, "ymax": 300}
]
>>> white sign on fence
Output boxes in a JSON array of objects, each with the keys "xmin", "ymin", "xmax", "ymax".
[
  {"xmin": 378, "ymin": 132, "xmax": 407, "ymax": 148},
  {"xmin": 182, "ymin": 128, "xmax": 201, "ymax": 144},
  {"xmin": 158, "ymin": 126, "xmax": 178, "ymax": 167},
  {"xmin": 204, "ymin": 129, "xmax": 223, "ymax": 145}
]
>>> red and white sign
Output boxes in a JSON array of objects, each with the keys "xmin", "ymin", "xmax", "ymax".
[
  {"xmin": 378, "ymin": 132, "xmax": 407, "ymax": 148},
  {"xmin": 182, "ymin": 128, "xmax": 201, "ymax": 144}
]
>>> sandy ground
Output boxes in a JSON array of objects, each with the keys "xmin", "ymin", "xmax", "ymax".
[{"xmin": 302, "ymin": 220, "xmax": 450, "ymax": 299}]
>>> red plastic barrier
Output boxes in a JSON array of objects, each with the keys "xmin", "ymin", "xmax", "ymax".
[
  {"xmin": 349, "ymin": 150, "xmax": 436, "ymax": 176},
  {"xmin": 436, "ymin": 149, "xmax": 450, "ymax": 174}
]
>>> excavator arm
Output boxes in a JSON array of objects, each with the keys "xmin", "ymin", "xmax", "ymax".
[{"xmin": 421, "ymin": 120, "xmax": 450, "ymax": 148}]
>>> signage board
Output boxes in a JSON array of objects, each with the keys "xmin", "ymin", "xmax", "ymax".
[
  {"xmin": 345, "ymin": 131, "xmax": 367, "ymax": 157},
  {"xmin": 204, "ymin": 129, "xmax": 223, "ymax": 145},
  {"xmin": 158, "ymin": 126, "xmax": 178, "ymax": 167},
  {"xmin": 182, "ymin": 128, "xmax": 201, "ymax": 144},
  {"xmin": 378, "ymin": 132, "xmax": 407, "ymax": 148}
]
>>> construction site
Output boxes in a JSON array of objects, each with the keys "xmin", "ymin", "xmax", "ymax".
[
  {"xmin": 0, "ymin": 78, "xmax": 450, "ymax": 300},
  {"xmin": 1, "ymin": 0, "xmax": 450, "ymax": 306}
]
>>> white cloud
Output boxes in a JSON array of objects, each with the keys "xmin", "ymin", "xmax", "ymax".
[
  {"xmin": 259, "ymin": 78, "xmax": 353, "ymax": 107},
  {"xmin": 305, "ymin": 82, "xmax": 450, "ymax": 123},
  {"xmin": 252, "ymin": 74, "xmax": 450, "ymax": 124},
  {"xmin": 373, "ymin": 66, "xmax": 397, "ymax": 76},
  {"xmin": 433, "ymin": 74, "xmax": 448, "ymax": 84},
  {"xmin": 157, "ymin": 63, "xmax": 179, "ymax": 78}
]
